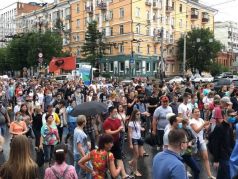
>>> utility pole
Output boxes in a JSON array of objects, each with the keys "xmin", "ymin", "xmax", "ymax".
[
  {"xmin": 183, "ymin": 32, "xmax": 187, "ymax": 78},
  {"xmin": 160, "ymin": 27, "xmax": 164, "ymax": 82}
]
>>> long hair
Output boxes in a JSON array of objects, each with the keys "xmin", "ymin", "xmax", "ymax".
[
  {"xmin": 0, "ymin": 135, "xmax": 37, "ymax": 179},
  {"xmin": 130, "ymin": 109, "xmax": 140, "ymax": 122},
  {"xmin": 20, "ymin": 103, "xmax": 30, "ymax": 116}
]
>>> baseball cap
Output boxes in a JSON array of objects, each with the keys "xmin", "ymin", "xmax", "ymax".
[
  {"xmin": 221, "ymin": 96, "xmax": 232, "ymax": 105},
  {"xmin": 161, "ymin": 96, "xmax": 169, "ymax": 102}
]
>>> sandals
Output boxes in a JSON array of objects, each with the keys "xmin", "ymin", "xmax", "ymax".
[
  {"xmin": 133, "ymin": 171, "xmax": 142, "ymax": 177},
  {"xmin": 123, "ymin": 175, "xmax": 135, "ymax": 179}
]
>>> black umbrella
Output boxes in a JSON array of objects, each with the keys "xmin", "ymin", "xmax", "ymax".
[{"xmin": 70, "ymin": 101, "xmax": 108, "ymax": 117}]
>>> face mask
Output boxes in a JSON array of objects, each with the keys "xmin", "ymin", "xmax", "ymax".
[
  {"xmin": 48, "ymin": 93, "xmax": 52, "ymax": 97},
  {"xmin": 111, "ymin": 114, "xmax": 118, "ymax": 119},
  {"xmin": 17, "ymin": 102, "xmax": 21, "ymax": 106},
  {"xmin": 195, "ymin": 99, "xmax": 198, "ymax": 103},
  {"xmin": 178, "ymin": 123, "xmax": 183, "ymax": 129},
  {"xmin": 227, "ymin": 117, "xmax": 236, "ymax": 123},
  {"xmin": 188, "ymin": 99, "xmax": 191, "ymax": 103}
]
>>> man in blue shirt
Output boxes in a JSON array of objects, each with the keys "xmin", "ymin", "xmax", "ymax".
[{"xmin": 153, "ymin": 129, "xmax": 188, "ymax": 179}]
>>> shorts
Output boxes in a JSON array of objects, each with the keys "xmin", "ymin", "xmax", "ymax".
[
  {"xmin": 111, "ymin": 142, "xmax": 122, "ymax": 160},
  {"xmin": 132, "ymin": 138, "xmax": 144, "ymax": 146}
]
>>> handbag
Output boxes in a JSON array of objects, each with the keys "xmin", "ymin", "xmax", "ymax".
[{"xmin": 105, "ymin": 152, "xmax": 112, "ymax": 179}]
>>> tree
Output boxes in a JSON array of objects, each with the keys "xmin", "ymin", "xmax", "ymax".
[
  {"xmin": 177, "ymin": 28, "xmax": 222, "ymax": 74},
  {"xmin": 0, "ymin": 48, "xmax": 9, "ymax": 74},
  {"xmin": 6, "ymin": 31, "xmax": 65, "ymax": 70},
  {"xmin": 81, "ymin": 21, "xmax": 108, "ymax": 67}
]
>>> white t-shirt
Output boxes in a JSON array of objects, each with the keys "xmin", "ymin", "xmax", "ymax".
[
  {"xmin": 163, "ymin": 126, "xmax": 171, "ymax": 147},
  {"xmin": 178, "ymin": 103, "xmax": 192, "ymax": 119},
  {"xmin": 190, "ymin": 118, "xmax": 205, "ymax": 144},
  {"xmin": 128, "ymin": 121, "xmax": 141, "ymax": 139}
]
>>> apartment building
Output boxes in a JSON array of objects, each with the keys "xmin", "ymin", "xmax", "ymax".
[
  {"xmin": 15, "ymin": 0, "xmax": 216, "ymax": 76},
  {"xmin": 0, "ymin": 2, "xmax": 42, "ymax": 47}
]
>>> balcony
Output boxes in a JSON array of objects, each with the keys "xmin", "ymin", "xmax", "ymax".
[
  {"xmin": 166, "ymin": 6, "xmax": 173, "ymax": 13},
  {"xmin": 153, "ymin": 36, "xmax": 161, "ymax": 43},
  {"xmin": 98, "ymin": 2, "xmax": 107, "ymax": 10},
  {"xmin": 153, "ymin": 1, "xmax": 161, "ymax": 9},
  {"xmin": 86, "ymin": 6, "xmax": 93, "ymax": 14},
  {"xmin": 191, "ymin": 8, "xmax": 199, "ymax": 20},
  {"xmin": 145, "ymin": 0, "xmax": 152, "ymax": 6},
  {"xmin": 65, "ymin": 15, "xmax": 71, "ymax": 20},
  {"xmin": 202, "ymin": 13, "xmax": 209, "ymax": 23}
]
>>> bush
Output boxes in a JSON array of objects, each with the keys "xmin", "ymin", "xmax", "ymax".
[{"xmin": 210, "ymin": 63, "xmax": 229, "ymax": 76}]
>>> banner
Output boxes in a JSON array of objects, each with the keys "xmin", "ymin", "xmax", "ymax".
[{"xmin": 49, "ymin": 56, "xmax": 76, "ymax": 72}]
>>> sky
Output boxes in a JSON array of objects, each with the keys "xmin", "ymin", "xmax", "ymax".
[{"xmin": 1, "ymin": 0, "xmax": 238, "ymax": 22}]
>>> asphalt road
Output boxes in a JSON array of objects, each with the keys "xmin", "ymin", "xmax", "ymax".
[{"xmin": 1, "ymin": 127, "xmax": 217, "ymax": 179}]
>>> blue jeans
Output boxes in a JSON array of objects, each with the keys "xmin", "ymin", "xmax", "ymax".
[
  {"xmin": 217, "ymin": 160, "xmax": 231, "ymax": 179},
  {"xmin": 43, "ymin": 145, "xmax": 54, "ymax": 163},
  {"xmin": 68, "ymin": 122, "xmax": 77, "ymax": 135},
  {"xmin": 74, "ymin": 154, "xmax": 92, "ymax": 179},
  {"xmin": 182, "ymin": 155, "xmax": 200, "ymax": 179}
]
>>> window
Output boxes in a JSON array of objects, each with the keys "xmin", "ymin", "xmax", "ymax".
[
  {"xmin": 146, "ymin": 27, "xmax": 150, "ymax": 36},
  {"xmin": 146, "ymin": 62, "xmax": 150, "ymax": 72},
  {"xmin": 119, "ymin": 25, "xmax": 124, "ymax": 34},
  {"xmin": 76, "ymin": 35, "xmax": 80, "ymax": 41},
  {"xmin": 103, "ymin": 12, "xmax": 106, "ymax": 21},
  {"xmin": 109, "ymin": 46, "xmax": 112, "ymax": 54},
  {"xmin": 179, "ymin": 19, "xmax": 182, "ymax": 28},
  {"xmin": 109, "ymin": 62, "xmax": 114, "ymax": 72},
  {"xmin": 147, "ymin": 45, "xmax": 150, "ymax": 54},
  {"xmin": 137, "ymin": 44, "xmax": 140, "ymax": 53},
  {"xmin": 135, "ymin": 7, "xmax": 140, "ymax": 17},
  {"xmin": 119, "ymin": 44, "xmax": 124, "ymax": 53},
  {"xmin": 102, "ymin": 28, "xmax": 106, "ymax": 36},
  {"xmin": 119, "ymin": 62, "xmax": 125, "ymax": 71},
  {"xmin": 146, "ymin": 11, "xmax": 150, "ymax": 20},
  {"xmin": 154, "ymin": 46, "xmax": 157, "ymax": 54},
  {"xmin": 153, "ymin": 62, "xmax": 157, "ymax": 71},
  {"xmin": 110, "ymin": 27, "xmax": 113, "ymax": 36},
  {"xmin": 109, "ymin": 10, "xmax": 113, "ymax": 20},
  {"xmin": 172, "ymin": 64, "xmax": 175, "ymax": 72},
  {"xmin": 166, "ymin": 16, "xmax": 169, "ymax": 25},
  {"xmin": 76, "ymin": 4, "xmax": 80, "ymax": 13},
  {"xmin": 77, "ymin": 48, "xmax": 80, "ymax": 56},
  {"xmin": 179, "ymin": 4, "xmax": 182, "ymax": 13},
  {"xmin": 135, "ymin": 62, "xmax": 141, "ymax": 71},
  {"xmin": 119, "ymin": 8, "xmax": 124, "ymax": 18},
  {"xmin": 95, "ymin": 14, "xmax": 99, "ymax": 22},
  {"xmin": 76, "ymin": 19, "xmax": 80, "ymax": 27},
  {"xmin": 136, "ymin": 24, "xmax": 140, "ymax": 34}
]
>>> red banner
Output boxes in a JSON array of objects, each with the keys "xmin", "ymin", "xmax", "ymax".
[{"xmin": 49, "ymin": 56, "xmax": 76, "ymax": 72}]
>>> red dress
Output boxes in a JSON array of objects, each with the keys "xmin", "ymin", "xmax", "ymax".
[{"xmin": 90, "ymin": 150, "xmax": 114, "ymax": 179}]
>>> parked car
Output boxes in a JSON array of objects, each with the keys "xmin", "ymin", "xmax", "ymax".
[
  {"xmin": 192, "ymin": 75, "xmax": 214, "ymax": 83},
  {"xmin": 214, "ymin": 78, "xmax": 232, "ymax": 92},
  {"xmin": 215, "ymin": 72, "xmax": 233, "ymax": 79},
  {"xmin": 169, "ymin": 76, "xmax": 185, "ymax": 84}
]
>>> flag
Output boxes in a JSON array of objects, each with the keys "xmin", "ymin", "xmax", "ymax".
[{"xmin": 49, "ymin": 56, "xmax": 76, "ymax": 72}]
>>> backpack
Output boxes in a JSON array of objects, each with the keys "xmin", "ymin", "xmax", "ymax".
[{"xmin": 51, "ymin": 165, "xmax": 70, "ymax": 179}]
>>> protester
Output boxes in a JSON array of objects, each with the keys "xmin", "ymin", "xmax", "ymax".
[
  {"xmin": 40, "ymin": 114, "xmax": 60, "ymax": 167},
  {"xmin": 44, "ymin": 144, "xmax": 78, "ymax": 179},
  {"xmin": 152, "ymin": 96, "xmax": 173, "ymax": 150},
  {"xmin": 9, "ymin": 111, "xmax": 28, "ymax": 136},
  {"xmin": 79, "ymin": 134, "xmax": 122, "ymax": 179},
  {"xmin": 152, "ymin": 129, "xmax": 188, "ymax": 179},
  {"xmin": 190, "ymin": 108, "xmax": 215, "ymax": 179},
  {"xmin": 0, "ymin": 135, "xmax": 38, "ymax": 179},
  {"xmin": 73, "ymin": 115, "xmax": 92, "ymax": 178},
  {"xmin": 103, "ymin": 106, "xmax": 133, "ymax": 179}
]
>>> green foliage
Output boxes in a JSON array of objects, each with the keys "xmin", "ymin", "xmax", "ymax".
[
  {"xmin": 5, "ymin": 31, "xmax": 63, "ymax": 70},
  {"xmin": 210, "ymin": 62, "xmax": 230, "ymax": 76},
  {"xmin": 81, "ymin": 21, "xmax": 108, "ymax": 67},
  {"xmin": 177, "ymin": 28, "xmax": 222, "ymax": 74}
]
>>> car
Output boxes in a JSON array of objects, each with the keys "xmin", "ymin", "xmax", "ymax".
[
  {"xmin": 193, "ymin": 76, "xmax": 214, "ymax": 83},
  {"xmin": 215, "ymin": 72, "xmax": 233, "ymax": 79},
  {"xmin": 121, "ymin": 80, "xmax": 133, "ymax": 86},
  {"xmin": 214, "ymin": 78, "xmax": 232, "ymax": 92},
  {"xmin": 169, "ymin": 76, "xmax": 185, "ymax": 84}
]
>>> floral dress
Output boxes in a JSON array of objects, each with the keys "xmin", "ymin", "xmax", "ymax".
[{"xmin": 90, "ymin": 150, "xmax": 114, "ymax": 179}]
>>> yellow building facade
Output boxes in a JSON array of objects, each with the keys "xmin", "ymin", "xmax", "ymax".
[{"xmin": 69, "ymin": 0, "xmax": 216, "ymax": 77}]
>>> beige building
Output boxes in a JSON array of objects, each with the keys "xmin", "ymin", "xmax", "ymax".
[{"xmin": 15, "ymin": 0, "xmax": 216, "ymax": 77}]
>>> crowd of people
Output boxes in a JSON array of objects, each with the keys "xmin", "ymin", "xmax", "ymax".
[{"xmin": 0, "ymin": 77, "xmax": 236, "ymax": 179}]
